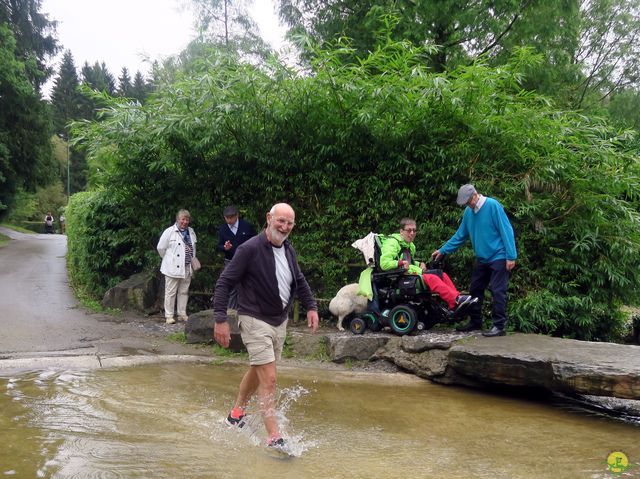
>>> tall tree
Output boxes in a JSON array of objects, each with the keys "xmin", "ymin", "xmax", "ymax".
[
  {"xmin": 0, "ymin": 0, "xmax": 58, "ymax": 90},
  {"xmin": 0, "ymin": 23, "xmax": 54, "ymax": 215},
  {"xmin": 186, "ymin": 0, "xmax": 270, "ymax": 57},
  {"xmin": 571, "ymin": 0, "xmax": 640, "ymax": 109},
  {"xmin": 277, "ymin": 0, "xmax": 640, "ymax": 116},
  {"xmin": 50, "ymin": 50, "xmax": 81, "ymax": 134},
  {"xmin": 117, "ymin": 66, "xmax": 132, "ymax": 97},
  {"xmin": 130, "ymin": 70, "xmax": 149, "ymax": 103},
  {"xmin": 277, "ymin": 0, "xmax": 578, "ymax": 72},
  {"xmin": 81, "ymin": 61, "xmax": 116, "ymax": 95}
]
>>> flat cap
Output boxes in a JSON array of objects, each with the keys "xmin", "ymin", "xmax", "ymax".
[
  {"xmin": 456, "ymin": 184, "xmax": 477, "ymax": 206},
  {"xmin": 223, "ymin": 205, "xmax": 239, "ymax": 217}
]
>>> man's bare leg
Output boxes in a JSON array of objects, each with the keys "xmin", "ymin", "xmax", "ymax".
[
  {"xmin": 233, "ymin": 367, "xmax": 259, "ymax": 411},
  {"xmin": 253, "ymin": 361, "xmax": 280, "ymax": 440}
]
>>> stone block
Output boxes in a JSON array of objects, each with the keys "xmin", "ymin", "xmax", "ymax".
[
  {"xmin": 101, "ymin": 272, "xmax": 160, "ymax": 312},
  {"xmin": 185, "ymin": 309, "xmax": 245, "ymax": 353},
  {"xmin": 326, "ymin": 333, "xmax": 390, "ymax": 362}
]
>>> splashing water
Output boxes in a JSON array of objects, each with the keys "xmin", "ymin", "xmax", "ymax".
[
  {"xmin": 223, "ymin": 383, "xmax": 314, "ymax": 457},
  {"xmin": 2, "ymin": 362, "xmax": 639, "ymax": 478}
]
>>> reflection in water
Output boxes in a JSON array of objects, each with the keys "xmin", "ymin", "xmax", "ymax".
[{"xmin": 1, "ymin": 363, "xmax": 638, "ymax": 478}]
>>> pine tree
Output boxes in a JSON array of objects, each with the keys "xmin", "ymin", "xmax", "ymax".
[
  {"xmin": 117, "ymin": 66, "xmax": 132, "ymax": 97},
  {"xmin": 81, "ymin": 61, "xmax": 116, "ymax": 95},
  {"xmin": 0, "ymin": 0, "xmax": 59, "ymax": 90},
  {"xmin": 131, "ymin": 70, "xmax": 148, "ymax": 103},
  {"xmin": 0, "ymin": 23, "xmax": 54, "ymax": 215},
  {"xmin": 50, "ymin": 50, "xmax": 81, "ymax": 135}
]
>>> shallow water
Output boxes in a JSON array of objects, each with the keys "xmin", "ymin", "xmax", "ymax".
[{"xmin": 1, "ymin": 362, "xmax": 638, "ymax": 478}]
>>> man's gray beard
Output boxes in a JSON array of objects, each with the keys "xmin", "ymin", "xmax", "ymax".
[{"xmin": 268, "ymin": 225, "xmax": 289, "ymax": 246}]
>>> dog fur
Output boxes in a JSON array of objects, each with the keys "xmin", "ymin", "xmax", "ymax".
[{"xmin": 329, "ymin": 283, "xmax": 368, "ymax": 331}]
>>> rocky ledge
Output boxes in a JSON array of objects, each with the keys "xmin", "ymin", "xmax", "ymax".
[
  {"xmin": 181, "ymin": 309, "xmax": 640, "ymax": 401},
  {"xmin": 318, "ymin": 331, "xmax": 640, "ymax": 400}
]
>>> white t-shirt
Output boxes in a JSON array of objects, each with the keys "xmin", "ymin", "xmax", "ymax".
[{"xmin": 272, "ymin": 245, "xmax": 292, "ymax": 309}]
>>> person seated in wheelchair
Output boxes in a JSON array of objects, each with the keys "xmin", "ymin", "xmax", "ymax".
[{"xmin": 380, "ymin": 218, "xmax": 477, "ymax": 315}]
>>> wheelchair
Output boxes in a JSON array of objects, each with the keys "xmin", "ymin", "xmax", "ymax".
[{"xmin": 350, "ymin": 235, "xmax": 464, "ymax": 336}]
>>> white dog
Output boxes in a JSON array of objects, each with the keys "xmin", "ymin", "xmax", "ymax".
[{"xmin": 329, "ymin": 283, "xmax": 368, "ymax": 331}]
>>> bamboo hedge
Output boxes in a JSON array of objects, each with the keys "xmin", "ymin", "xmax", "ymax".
[{"xmin": 70, "ymin": 40, "xmax": 640, "ymax": 340}]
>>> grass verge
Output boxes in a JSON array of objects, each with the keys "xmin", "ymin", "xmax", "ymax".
[
  {"xmin": 167, "ymin": 332, "xmax": 187, "ymax": 343},
  {"xmin": 0, "ymin": 222, "xmax": 35, "ymax": 234}
]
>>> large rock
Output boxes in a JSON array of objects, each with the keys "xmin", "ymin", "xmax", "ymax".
[
  {"xmin": 185, "ymin": 309, "xmax": 245, "ymax": 352},
  {"xmin": 101, "ymin": 272, "xmax": 161, "ymax": 312},
  {"xmin": 287, "ymin": 330, "xmax": 328, "ymax": 358},
  {"xmin": 447, "ymin": 334, "xmax": 640, "ymax": 400},
  {"xmin": 374, "ymin": 334, "xmax": 468, "ymax": 381},
  {"xmin": 326, "ymin": 333, "xmax": 390, "ymax": 362},
  {"xmin": 332, "ymin": 330, "xmax": 640, "ymax": 400}
]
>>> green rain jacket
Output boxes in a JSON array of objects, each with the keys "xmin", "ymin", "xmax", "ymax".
[{"xmin": 357, "ymin": 234, "xmax": 422, "ymax": 300}]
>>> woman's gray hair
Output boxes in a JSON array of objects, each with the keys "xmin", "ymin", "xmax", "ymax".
[{"xmin": 176, "ymin": 209, "xmax": 191, "ymax": 220}]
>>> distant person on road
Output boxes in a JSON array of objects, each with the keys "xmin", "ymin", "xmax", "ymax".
[
  {"xmin": 44, "ymin": 212, "xmax": 54, "ymax": 234},
  {"xmin": 59, "ymin": 214, "xmax": 66, "ymax": 234},
  {"xmin": 157, "ymin": 209, "xmax": 197, "ymax": 324},
  {"xmin": 213, "ymin": 203, "xmax": 319, "ymax": 452},
  {"xmin": 216, "ymin": 205, "xmax": 256, "ymax": 309},
  {"xmin": 432, "ymin": 184, "xmax": 517, "ymax": 337}
]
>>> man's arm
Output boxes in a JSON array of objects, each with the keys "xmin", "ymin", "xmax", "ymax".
[
  {"xmin": 379, "ymin": 237, "xmax": 402, "ymax": 271},
  {"xmin": 494, "ymin": 205, "xmax": 517, "ymax": 261},
  {"xmin": 493, "ymin": 203, "xmax": 517, "ymax": 271},
  {"xmin": 213, "ymin": 245, "xmax": 251, "ymax": 323},
  {"xmin": 439, "ymin": 213, "xmax": 470, "ymax": 255},
  {"xmin": 216, "ymin": 225, "xmax": 227, "ymax": 253},
  {"xmin": 213, "ymin": 244, "xmax": 252, "ymax": 348}
]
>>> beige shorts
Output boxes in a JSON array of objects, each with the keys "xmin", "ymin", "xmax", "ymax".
[{"xmin": 238, "ymin": 315, "xmax": 288, "ymax": 366}]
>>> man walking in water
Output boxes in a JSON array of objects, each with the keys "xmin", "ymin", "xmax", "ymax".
[{"xmin": 213, "ymin": 203, "xmax": 319, "ymax": 450}]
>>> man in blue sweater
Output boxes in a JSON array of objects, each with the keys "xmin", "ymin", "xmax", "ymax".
[{"xmin": 432, "ymin": 184, "xmax": 517, "ymax": 337}]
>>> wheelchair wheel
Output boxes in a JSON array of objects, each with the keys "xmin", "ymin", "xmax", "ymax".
[
  {"xmin": 388, "ymin": 305, "xmax": 417, "ymax": 335},
  {"xmin": 350, "ymin": 316, "xmax": 367, "ymax": 335}
]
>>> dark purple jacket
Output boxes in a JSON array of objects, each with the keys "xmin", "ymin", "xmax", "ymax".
[{"xmin": 213, "ymin": 232, "xmax": 317, "ymax": 326}]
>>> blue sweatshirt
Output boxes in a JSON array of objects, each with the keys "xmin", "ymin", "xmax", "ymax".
[{"xmin": 440, "ymin": 197, "xmax": 517, "ymax": 263}]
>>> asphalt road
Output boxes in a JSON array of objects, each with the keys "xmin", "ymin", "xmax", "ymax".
[{"xmin": 0, "ymin": 227, "xmax": 206, "ymax": 366}]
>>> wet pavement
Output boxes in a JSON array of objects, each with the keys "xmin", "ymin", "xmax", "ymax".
[{"xmin": 0, "ymin": 227, "xmax": 211, "ymax": 367}]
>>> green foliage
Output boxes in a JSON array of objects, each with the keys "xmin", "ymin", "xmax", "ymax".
[
  {"xmin": 167, "ymin": 332, "xmax": 187, "ymax": 343},
  {"xmin": 71, "ymin": 41, "xmax": 640, "ymax": 341},
  {"xmin": 6, "ymin": 189, "xmax": 38, "ymax": 220},
  {"xmin": 0, "ymin": 23, "xmax": 55, "ymax": 219},
  {"xmin": 66, "ymin": 190, "xmax": 144, "ymax": 297},
  {"xmin": 50, "ymin": 50, "xmax": 82, "ymax": 135},
  {"xmin": 0, "ymin": 0, "xmax": 58, "ymax": 89},
  {"xmin": 0, "ymin": 222, "xmax": 35, "ymax": 234}
]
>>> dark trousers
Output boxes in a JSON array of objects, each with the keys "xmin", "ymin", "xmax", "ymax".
[
  {"xmin": 224, "ymin": 259, "xmax": 239, "ymax": 310},
  {"xmin": 467, "ymin": 260, "xmax": 510, "ymax": 330}
]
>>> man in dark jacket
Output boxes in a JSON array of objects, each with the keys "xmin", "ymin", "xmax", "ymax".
[
  {"xmin": 216, "ymin": 205, "xmax": 256, "ymax": 309},
  {"xmin": 213, "ymin": 203, "xmax": 319, "ymax": 451}
]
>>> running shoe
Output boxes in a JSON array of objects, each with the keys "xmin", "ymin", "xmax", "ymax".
[{"xmin": 224, "ymin": 412, "xmax": 246, "ymax": 428}]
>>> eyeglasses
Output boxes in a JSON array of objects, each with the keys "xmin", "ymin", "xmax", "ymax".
[
  {"xmin": 273, "ymin": 217, "xmax": 295, "ymax": 227},
  {"xmin": 403, "ymin": 228, "xmax": 417, "ymax": 233}
]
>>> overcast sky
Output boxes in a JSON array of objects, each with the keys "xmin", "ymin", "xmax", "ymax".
[{"xmin": 40, "ymin": 0, "xmax": 286, "ymax": 96}]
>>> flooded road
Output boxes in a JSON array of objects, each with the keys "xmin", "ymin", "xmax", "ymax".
[{"xmin": 2, "ymin": 363, "xmax": 638, "ymax": 479}]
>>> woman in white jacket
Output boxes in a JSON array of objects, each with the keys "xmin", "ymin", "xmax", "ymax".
[{"xmin": 157, "ymin": 209, "xmax": 197, "ymax": 324}]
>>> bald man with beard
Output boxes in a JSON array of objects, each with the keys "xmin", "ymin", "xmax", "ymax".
[{"xmin": 213, "ymin": 203, "xmax": 319, "ymax": 451}]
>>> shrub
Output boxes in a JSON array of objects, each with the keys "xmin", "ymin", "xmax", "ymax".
[{"xmin": 70, "ymin": 42, "xmax": 640, "ymax": 340}]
